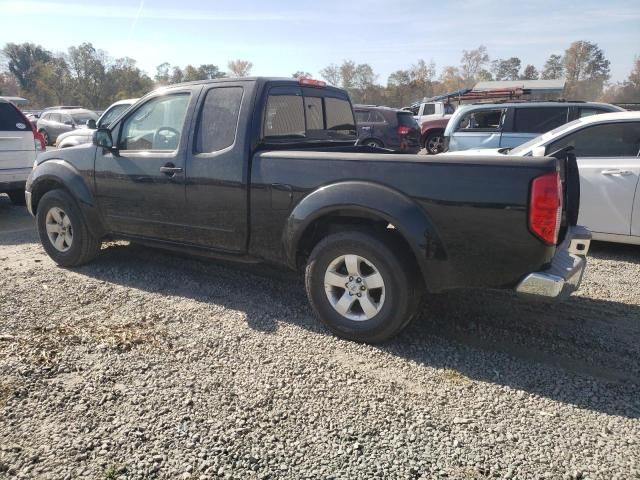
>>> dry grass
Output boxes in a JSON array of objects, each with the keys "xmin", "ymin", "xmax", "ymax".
[
  {"xmin": 0, "ymin": 317, "xmax": 170, "ymax": 367},
  {"xmin": 441, "ymin": 367, "xmax": 471, "ymax": 385}
]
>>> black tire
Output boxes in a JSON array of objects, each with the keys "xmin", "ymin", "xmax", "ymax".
[
  {"xmin": 7, "ymin": 189, "xmax": 26, "ymax": 206},
  {"xmin": 305, "ymin": 230, "xmax": 421, "ymax": 343},
  {"xmin": 39, "ymin": 129, "xmax": 50, "ymax": 146},
  {"xmin": 363, "ymin": 139, "xmax": 383, "ymax": 148},
  {"xmin": 423, "ymin": 132, "xmax": 444, "ymax": 155},
  {"xmin": 36, "ymin": 189, "xmax": 101, "ymax": 267}
]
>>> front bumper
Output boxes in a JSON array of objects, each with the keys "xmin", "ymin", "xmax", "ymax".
[{"xmin": 515, "ymin": 226, "xmax": 591, "ymax": 300}]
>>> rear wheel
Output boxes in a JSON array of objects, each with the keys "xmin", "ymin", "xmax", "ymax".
[
  {"xmin": 36, "ymin": 189, "xmax": 101, "ymax": 267},
  {"xmin": 7, "ymin": 190, "xmax": 26, "ymax": 206},
  {"xmin": 305, "ymin": 231, "xmax": 420, "ymax": 343},
  {"xmin": 424, "ymin": 132, "xmax": 444, "ymax": 155}
]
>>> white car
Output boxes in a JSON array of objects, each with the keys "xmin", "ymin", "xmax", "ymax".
[
  {"xmin": 1, "ymin": 98, "xmax": 44, "ymax": 205},
  {"xmin": 56, "ymin": 98, "xmax": 137, "ymax": 148},
  {"xmin": 441, "ymin": 111, "xmax": 640, "ymax": 245}
]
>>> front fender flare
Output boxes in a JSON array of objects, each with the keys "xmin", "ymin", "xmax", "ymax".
[
  {"xmin": 284, "ymin": 181, "xmax": 447, "ymax": 291},
  {"xmin": 29, "ymin": 159, "xmax": 106, "ymax": 238}
]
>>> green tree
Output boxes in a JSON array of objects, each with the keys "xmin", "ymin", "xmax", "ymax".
[
  {"xmin": 2, "ymin": 42, "xmax": 52, "ymax": 91},
  {"xmin": 521, "ymin": 64, "xmax": 539, "ymax": 80},
  {"xmin": 197, "ymin": 64, "xmax": 225, "ymax": 79},
  {"xmin": 541, "ymin": 54, "xmax": 564, "ymax": 79},
  {"xmin": 169, "ymin": 66, "xmax": 184, "ymax": 84},
  {"xmin": 106, "ymin": 57, "xmax": 153, "ymax": 101},
  {"xmin": 66, "ymin": 42, "xmax": 108, "ymax": 108},
  {"xmin": 155, "ymin": 62, "xmax": 171, "ymax": 85},
  {"xmin": 492, "ymin": 57, "xmax": 521, "ymax": 81},
  {"xmin": 563, "ymin": 41, "xmax": 610, "ymax": 99}
]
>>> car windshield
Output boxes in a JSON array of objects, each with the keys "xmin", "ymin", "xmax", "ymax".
[
  {"xmin": 71, "ymin": 111, "xmax": 98, "ymax": 124},
  {"xmin": 509, "ymin": 118, "xmax": 585, "ymax": 155},
  {"xmin": 98, "ymin": 104, "xmax": 131, "ymax": 127}
]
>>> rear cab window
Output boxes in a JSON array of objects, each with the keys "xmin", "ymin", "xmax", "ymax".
[
  {"xmin": 263, "ymin": 85, "xmax": 356, "ymax": 142},
  {"xmin": 0, "ymin": 103, "xmax": 30, "ymax": 132}
]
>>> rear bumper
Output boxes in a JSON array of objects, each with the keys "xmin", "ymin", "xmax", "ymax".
[{"xmin": 515, "ymin": 226, "xmax": 591, "ymax": 300}]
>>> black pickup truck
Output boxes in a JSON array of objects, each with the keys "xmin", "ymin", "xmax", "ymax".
[{"xmin": 26, "ymin": 77, "xmax": 591, "ymax": 342}]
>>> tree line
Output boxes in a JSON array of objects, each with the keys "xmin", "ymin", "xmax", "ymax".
[{"xmin": 0, "ymin": 40, "xmax": 638, "ymax": 110}]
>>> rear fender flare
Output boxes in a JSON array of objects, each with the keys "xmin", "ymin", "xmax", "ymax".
[{"xmin": 284, "ymin": 181, "xmax": 447, "ymax": 290}]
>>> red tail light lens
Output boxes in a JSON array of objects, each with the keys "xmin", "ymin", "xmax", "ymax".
[
  {"xmin": 397, "ymin": 126, "xmax": 411, "ymax": 135},
  {"xmin": 34, "ymin": 132, "xmax": 46, "ymax": 152},
  {"xmin": 298, "ymin": 78, "xmax": 326, "ymax": 87},
  {"xmin": 529, "ymin": 172, "xmax": 563, "ymax": 245}
]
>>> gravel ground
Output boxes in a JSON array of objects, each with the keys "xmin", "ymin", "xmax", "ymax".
[{"xmin": 1, "ymin": 194, "xmax": 639, "ymax": 480}]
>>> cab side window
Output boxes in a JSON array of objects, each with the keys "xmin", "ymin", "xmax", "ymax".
[
  {"xmin": 119, "ymin": 93, "xmax": 190, "ymax": 151},
  {"xmin": 549, "ymin": 123, "xmax": 640, "ymax": 157},
  {"xmin": 195, "ymin": 87, "xmax": 243, "ymax": 153}
]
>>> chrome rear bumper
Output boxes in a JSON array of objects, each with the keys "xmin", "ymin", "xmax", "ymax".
[{"xmin": 516, "ymin": 226, "xmax": 591, "ymax": 300}]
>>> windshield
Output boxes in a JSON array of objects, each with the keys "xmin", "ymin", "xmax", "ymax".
[
  {"xmin": 98, "ymin": 104, "xmax": 131, "ymax": 127},
  {"xmin": 70, "ymin": 111, "xmax": 98, "ymax": 125},
  {"xmin": 509, "ymin": 118, "xmax": 585, "ymax": 155}
]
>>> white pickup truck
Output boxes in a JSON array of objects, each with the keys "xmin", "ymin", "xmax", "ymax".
[{"xmin": 407, "ymin": 101, "xmax": 456, "ymax": 124}]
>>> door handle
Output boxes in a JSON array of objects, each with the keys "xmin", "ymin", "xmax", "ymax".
[
  {"xmin": 601, "ymin": 169, "xmax": 633, "ymax": 176},
  {"xmin": 160, "ymin": 165, "xmax": 183, "ymax": 175}
]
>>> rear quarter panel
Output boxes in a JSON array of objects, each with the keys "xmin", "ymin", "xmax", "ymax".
[{"xmin": 250, "ymin": 151, "xmax": 557, "ymax": 291}]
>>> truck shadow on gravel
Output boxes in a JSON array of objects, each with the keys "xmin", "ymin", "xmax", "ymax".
[{"xmin": 79, "ymin": 242, "xmax": 640, "ymax": 419}]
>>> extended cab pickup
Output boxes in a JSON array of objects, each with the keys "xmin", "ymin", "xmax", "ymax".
[{"xmin": 26, "ymin": 77, "xmax": 591, "ymax": 343}]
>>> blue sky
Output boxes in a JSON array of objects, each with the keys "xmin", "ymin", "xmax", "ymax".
[{"xmin": 1, "ymin": 0, "xmax": 638, "ymax": 83}]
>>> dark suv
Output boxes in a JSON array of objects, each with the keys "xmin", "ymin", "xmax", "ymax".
[{"xmin": 354, "ymin": 105, "xmax": 420, "ymax": 153}]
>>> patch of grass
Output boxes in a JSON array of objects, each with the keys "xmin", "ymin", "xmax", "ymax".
[
  {"xmin": 441, "ymin": 368, "xmax": 470, "ymax": 385},
  {"xmin": 104, "ymin": 464, "xmax": 122, "ymax": 480}
]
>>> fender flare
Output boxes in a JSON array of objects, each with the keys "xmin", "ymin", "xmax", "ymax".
[
  {"xmin": 29, "ymin": 159, "xmax": 107, "ymax": 238},
  {"xmin": 284, "ymin": 181, "xmax": 447, "ymax": 290}
]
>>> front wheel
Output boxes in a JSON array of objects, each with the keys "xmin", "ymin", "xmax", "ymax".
[
  {"xmin": 36, "ymin": 189, "xmax": 102, "ymax": 267},
  {"xmin": 305, "ymin": 231, "xmax": 420, "ymax": 343},
  {"xmin": 424, "ymin": 132, "xmax": 445, "ymax": 155}
]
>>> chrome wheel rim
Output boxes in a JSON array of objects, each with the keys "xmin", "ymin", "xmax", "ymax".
[
  {"xmin": 324, "ymin": 254, "xmax": 385, "ymax": 321},
  {"xmin": 427, "ymin": 136, "xmax": 443, "ymax": 153},
  {"xmin": 45, "ymin": 207, "xmax": 73, "ymax": 252}
]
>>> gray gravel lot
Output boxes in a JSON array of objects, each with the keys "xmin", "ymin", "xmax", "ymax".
[{"xmin": 0, "ymin": 194, "xmax": 639, "ymax": 480}]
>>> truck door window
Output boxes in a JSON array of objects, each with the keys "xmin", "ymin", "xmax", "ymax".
[
  {"xmin": 456, "ymin": 109, "xmax": 504, "ymax": 132},
  {"xmin": 195, "ymin": 87, "xmax": 243, "ymax": 153},
  {"xmin": 513, "ymin": 107, "xmax": 568, "ymax": 133},
  {"xmin": 548, "ymin": 122, "xmax": 640, "ymax": 157},
  {"xmin": 355, "ymin": 110, "xmax": 370, "ymax": 123},
  {"xmin": 444, "ymin": 103, "xmax": 455, "ymax": 114},
  {"xmin": 119, "ymin": 93, "xmax": 190, "ymax": 151}
]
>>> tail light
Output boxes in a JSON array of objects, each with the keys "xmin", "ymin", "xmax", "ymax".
[
  {"xmin": 397, "ymin": 126, "xmax": 411, "ymax": 135},
  {"xmin": 34, "ymin": 132, "xmax": 46, "ymax": 152},
  {"xmin": 298, "ymin": 78, "xmax": 326, "ymax": 87},
  {"xmin": 529, "ymin": 172, "xmax": 563, "ymax": 245}
]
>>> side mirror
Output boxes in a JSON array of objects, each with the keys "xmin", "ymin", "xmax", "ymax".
[
  {"xmin": 93, "ymin": 128, "xmax": 117, "ymax": 154},
  {"xmin": 86, "ymin": 119, "xmax": 97, "ymax": 129}
]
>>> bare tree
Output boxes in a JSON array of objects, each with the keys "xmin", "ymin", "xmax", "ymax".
[
  {"xmin": 460, "ymin": 46, "xmax": 489, "ymax": 84},
  {"xmin": 319, "ymin": 64, "xmax": 340, "ymax": 86},
  {"xmin": 227, "ymin": 59, "xmax": 253, "ymax": 78},
  {"xmin": 521, "ymin": 64, "xmax": 539, "ymax": 80}
]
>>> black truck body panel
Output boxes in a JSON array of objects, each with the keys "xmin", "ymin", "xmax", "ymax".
[{"xmin": 27, "ymin": 77, "xmax": 567, "ymax": 294}]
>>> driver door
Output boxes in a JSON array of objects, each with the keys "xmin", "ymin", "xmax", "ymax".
[{"xmin": 94, "ymin": 88, "xmax": 199, "ymax": 242}]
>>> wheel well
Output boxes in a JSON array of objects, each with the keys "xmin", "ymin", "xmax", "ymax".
[
  {"xmin": 295, "ymin": 211, "xmax": 421, "ymax": 279},
  {"xmin": 421, "ymin": 128, "xmax": 444, "ymax": 144},
  {"xmin": 31, "ymin": 179, "xmax": 69, "ymax": 214}
]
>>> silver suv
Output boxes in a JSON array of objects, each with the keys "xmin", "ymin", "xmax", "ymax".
[{"xmin": 36, "ymin": 108, "xmax": 98, "ymax": 146}]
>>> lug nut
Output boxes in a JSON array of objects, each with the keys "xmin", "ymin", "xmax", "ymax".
[
  {"xmin": 349, "ymin": 276, "xmax": 353, "ymax": 281},
  {"xmin": 356, "ymin": 277, "xmax": 362, "ymax": 283},
  {"xmin": 357, "ymin": 293, "xmax": 362, "ymax": 297},
  {"xmin": 360, "ymin": 286, "xmax": 366, "ymax": 291}
]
